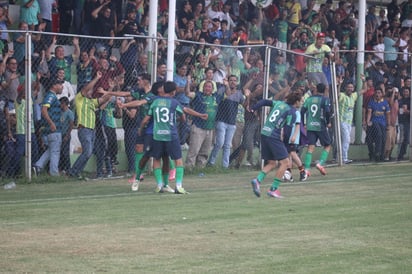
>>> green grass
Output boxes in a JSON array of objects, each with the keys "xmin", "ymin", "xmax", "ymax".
[{"xmin": 1, "ymin": 163, "xmax": 412, "ymax": 273}]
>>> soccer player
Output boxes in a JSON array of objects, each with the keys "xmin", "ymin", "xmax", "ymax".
[
  {"xmin": 139, "ymin": 81, "xmax": 188, "ymax": 194},
  {"xmin": 250, "ymin": 92, "xmax": 302, "ymax": 199},
  {"xmin": 301, "ymin": 83, "xmax": 332, "ymax": 177},
  {"xmin": 283, "ymin": 93, "xmax": 308, "ymax": 182}
]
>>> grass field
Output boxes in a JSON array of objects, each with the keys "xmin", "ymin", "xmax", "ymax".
[{"xmin": 1, "ymin": 162, "xmax": 412, "ymax": 273}]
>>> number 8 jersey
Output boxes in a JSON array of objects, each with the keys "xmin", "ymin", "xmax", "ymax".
[{"xmin": 261, "ymin": 100, "xmax": 297, "ymax": 140}]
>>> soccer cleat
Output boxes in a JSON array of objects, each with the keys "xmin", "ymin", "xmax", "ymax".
[
  {"xmin": 300, "ymin": 170, "xmax": 309, "ymax": 181},
  {"xmin": 155, "ymin": 185, "xmax": 163, "ymax": 193},
  {"xmin": 267, "ymin": 188, "xmax": 283, "ymax": 199},
  {"xmin": 316, "ymin": 163, "xmax": 327, "ymax": 175},
  {"xmin": 131, "ymin": 180, "xmax": 140, "ymax": 192},
  {"xmin": 169, "ymin": 168, "xmax": 176, "ymax": 181},
  {"xmin": 139, "ymin": 174, "xmax": 145, "ymax": 181},
  {"xmin": 175, "ymin": 186, "xmax": 189, "ymax": 194},
  {"xmin": 162, "ymin": 185, "xmax": 175, "ymax": 193},
  {"xmin": 251, "ymin": 178, "xmax": 261, "ymax": 197}
]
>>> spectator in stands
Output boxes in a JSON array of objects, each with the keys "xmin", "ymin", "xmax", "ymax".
[
  {"xmin": 247, "ymin": 8, "xmax": 263, "ymax": 41},
  {"xmin": 121, "ymin": 92, "xmax": 138, "ymax": 176},
  {"xmin": 68, "ymin": 71, "xmax": 111, "ymax": 179},
  {"xmin": 198, "ymin": 67, "xmax": 217, "ymax": 93},
  {"xmin": 91, "ymin": 2, "xmax": 116, "ymax": 50},
  {"xmin": 337, "ymin": 78, "xmax": 366, "ymax": 164},
  {"xmin": 20, "ymin": 0, "xmax": 40, "ymax": 30},
  {"xmin": 156, "ymin": 62, "xmax": 167, "ymax": 82},
  {"xmin": 119, "ymin": 22, "xmax": 140, "ymax": 86},
  {"xmin": 231, "ymin": 77, "xmax": 263, "ymax": 168},
  {"xmin": 384, "ymin": 28, "xmax": 398, "ymax": 68},
  {"xmin": 366, "ymin": 87, "xmax": 390, "ymax": 162},
  {"xmin": 273, "ymin": 9, "xmax": 289, "ymax": 58},
  {"xmin": 384, "ymin": 85, "xmax": 399, "ymax": 161},
  {"xmin": 92, "ymin": 53, "xmax": 125, "ymax": 98},
  {"xmin": 4, "ymin": 55, "xmax": 20, "ymax": 108},
  {"xmin": 38, "ymin": 0, "xmax": 54, "ymax": 32},
  {"xmin": 285, "ymin": 0, "xmax": 302, "ymax": 30},
  {"xmin": 0, "ymin": 6, "xmax": 12, "ymax": 54},
  {"xmin": 0, "ymin": 85, "xmax": 10, "ymax": 176},
  {"xmin": 82, "ymin": 0, "xmax": 101, "ymax": 35},
  {"xmin": 185, "ymin": 80, "xmax": 220, "ymax": 169},
  {"xmin": 32, "ymin": 78, "xmax": 64, "ymax": 177},
  {"xmin": 195, "ymin": 17, "xmax": 212, "ymax": 42},
  {"xmin": 58, "ymin": 0, "xmax": 74, "ymax": 36},
  {"xmin": 58, "ymin": 96, "xmax": 74, "ymax": 174},
  {"xmin": 77, "ymin": 50, "xmax": 96, "ymax": 92},
  {"xmin": 46, "ymin": 36, "xmax": 80, "ymax": 83},
  {"xmin": 305, "ymin": 32, "xmax": 333, "ymax": 95},
  {"xmin": 207, "ymin": 75, "xmax": 249, "ymax": 168},
  {"xmin": 177, "ymin": 1, "xmax": 194, "ymax": 31},
  {"xmin": 55, "ymin": 68, "xmax": 75, "ymax": 103},
  {"xmin": 366, "ymin": 5, "xmax": 379, "ymax": 33},
  {"xmin": 397, "ymin": 87, "xmax": 410, "ymax": 161}
]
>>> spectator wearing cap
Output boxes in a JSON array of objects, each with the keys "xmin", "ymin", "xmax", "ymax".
[
  {"xmin": 210, "ymin": 18, "xmax": 223, "ymax": 41},
  {"xmin": 32, "ymin": 78, "xmax": 64, "ymax": 176},
  {"xmin": 304, "ymin": 32, "xmax": 333, "ymax": 94},
  {"xmin": 207, "ymin": 0, "xmax": 225, "ymax": 22}
]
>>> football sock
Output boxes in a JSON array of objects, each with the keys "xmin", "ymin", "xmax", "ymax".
[
  {"xmin": 162, "ymin": 173, "xmax": 169, "ymax": 187},
  {"xmin": 257, "ymin": 171, "xmax": 266, "ymax": 182},
  {"xmin": 319, "ymin": 150, "xmax": 329, "ymax": 166},
  {"xmin": 154, "ymin": 168, "xmax": 163, "ymax": 187},
  {"xmin": 169, "ymin": 158, "xmax": 175, "ymax": 170},
  {"xmin": 176, "ymin": 166, "xmax": 184, "ymax": 187},
  {"xmin": 304, "ymin": 152, "xmax": 312, "ymax": 169},
  {"xmin": 134, "ymin": 152, "xmax": 144, "ymax": 178},
  {"xmin": 270, "ymin": 178, "xmax": 281, "ymax": 191}
]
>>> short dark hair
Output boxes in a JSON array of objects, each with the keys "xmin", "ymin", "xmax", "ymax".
[
  {"xmin": 164, "ymin": 81, "xmax": 177, "ymax": 94},
  {"xmin": 59, "ymin": 96, "xmax": 70, "ymax": 105},
  {"xmin": 316, "ymin": 83, "xmax": 326, "ymax": 94},
  {"xmin": 151, "ymin": 81, "xmax": 164, "ymax": 96},
  {"xmin": 139, "ymin": 73, "xmax": 151, "ymax": 81}
]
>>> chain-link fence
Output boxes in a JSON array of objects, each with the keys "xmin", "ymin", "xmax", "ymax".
[{"xmin": 1, "ymin": 30, "xmax": 410, "ymax": 180}]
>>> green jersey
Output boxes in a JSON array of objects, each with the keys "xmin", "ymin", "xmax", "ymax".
[
  {"xmin": 260, "ymin": 100, "xmax": 296, "ymax": 140},
  {"xmin": 302, "ymin": 95, "xmax": 331, "ymax": 131},
  {"xmin": 148, "ymin": 97, "xmax": 184, "ymax": 141}
]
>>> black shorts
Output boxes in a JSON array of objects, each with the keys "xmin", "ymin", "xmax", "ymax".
[
  {"xmin": 151, "ymin": 138, "xmax": 182, "ymax": 160},
  {"xmin": 261, "ymin": 135, "xmax": 288, "ymax": 161},
  {"xmin": 307, "ymin": 129, "xmax": 332, "ymax": 146}
]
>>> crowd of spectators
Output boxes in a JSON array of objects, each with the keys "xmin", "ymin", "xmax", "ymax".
[{"xmin": 0, "ymin": 0, "xmax": 412, "ymax": 179}]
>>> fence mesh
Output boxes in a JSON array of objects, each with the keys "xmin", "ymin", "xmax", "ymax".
[{"xmin": 0, "ymin": 31, "xmax": 410, "ymax": 180}]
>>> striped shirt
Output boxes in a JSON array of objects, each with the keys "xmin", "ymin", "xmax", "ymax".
[
  {"xmin": 75, "ymin": 92, "xmax": 99, "ymax": 129},
  {"xmin": 15, "ymin": 98, "xmax": 35, "ymax": 135}
]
